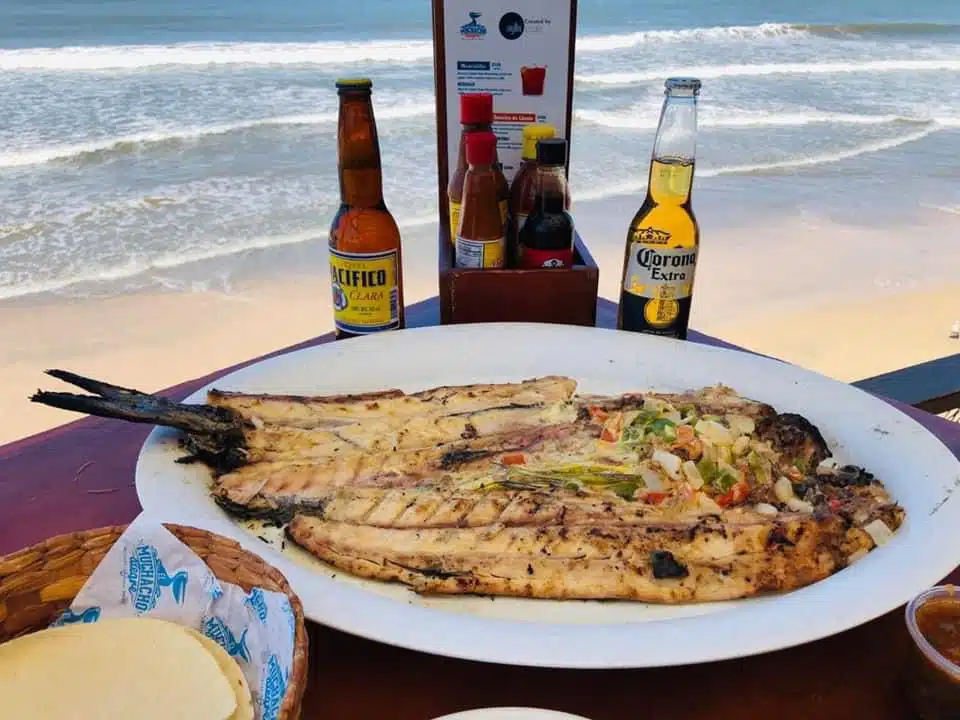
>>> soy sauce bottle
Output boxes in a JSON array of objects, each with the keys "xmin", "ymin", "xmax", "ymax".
[{"xmin": 517, "ymin": 138, "xmax": 574, "ymax": 269}]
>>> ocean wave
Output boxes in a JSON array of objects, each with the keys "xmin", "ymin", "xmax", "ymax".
[
  {"xmin": 3, "ymin": 19, "xmax": 959, "ymax": 73},
  {"xmin": 576, "ymin": 58, "xmax": 960, "ymax": 86},
  {"xmin": 797, "ymin": 22, "xmax": 960, "ymax": 38},
  {"xmin": 575, "ymin": 108, "xmax": 948, "ymax": 130},
  {"xmin": 0, "ymin": 25, "xmax": 804, "ymax": 72},
  {"xmin": 0, "ymin": 103, "xmax": 434, "ymax": 169},
  {"xmin": 0, "ymin": 213, "xmax": 436, "ymax": 301},
  {"xmin": 0, "ymin": 39, "xmax": 436, "ymax": 71},
  {"xmin": 575, "ymin": 23, "xmax": 804, "ymax": 51},
  {"xmin": 575, "ymin": 126, "xmax": 939, "ymax": 202}
]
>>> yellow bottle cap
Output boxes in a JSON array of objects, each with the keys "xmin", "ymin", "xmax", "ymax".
[
  {"xmin": 335, "ymin": 78, "xmax": 373, "ymax": 91},
  {"xmin": 521, "ymin": 124, "xmax": 557, "ymax": 160}
]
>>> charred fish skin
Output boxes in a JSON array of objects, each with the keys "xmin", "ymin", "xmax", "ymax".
[{"xmin": 30, "ymin": 369, "xmax": 250, "ymax": 472}]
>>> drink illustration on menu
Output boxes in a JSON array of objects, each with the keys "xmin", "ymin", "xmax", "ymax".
[{"xmin": 443, "ymin": 0, "xmax": 574, "ymax": 185}]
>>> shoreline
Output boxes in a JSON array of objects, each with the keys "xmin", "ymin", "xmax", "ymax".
[{"xmin": 2, "ymin": 205, "xmax": 959, "ymax": 445}]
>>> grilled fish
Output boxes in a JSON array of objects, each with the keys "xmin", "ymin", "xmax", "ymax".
[{"xmin": 31, "ymin": 370, "xmax": 905, "ymax": 603}]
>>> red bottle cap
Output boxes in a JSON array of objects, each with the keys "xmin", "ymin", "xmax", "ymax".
[
  {"xmin": 465, "ymin": 131, "xmax": 497, "ymax": 166},
  {"xmin": 460, "ymin": 93, "xmax": 493, "ymax": 125}
]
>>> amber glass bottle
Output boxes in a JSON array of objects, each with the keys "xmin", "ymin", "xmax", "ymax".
[
  {"xmin": 328, "ymin": 78, "xmax": 405, "ymax": 339},
  {"xmin": 447, "ymin": 93, "xmax": 509, "ymax": 244},
  {"xmin": 518, "ymin": 138, "xmax": 574, "ymax": 269},
  {"xmin": 507, "ymin": 123, "xmax": 557, "ymax": 264},
  {"xmin": 455, "ymin": 131, "xmax": 506, "ymax": 269}
]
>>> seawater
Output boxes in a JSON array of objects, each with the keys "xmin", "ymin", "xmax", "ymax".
[{"xmin": 0, "ymin": 0, "xmax": 958, "ymax": 300}]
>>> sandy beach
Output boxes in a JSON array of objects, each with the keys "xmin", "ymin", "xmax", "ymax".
[{"xmin": 2, "ymin": 200, "xmax": 959, "ymax": 446}]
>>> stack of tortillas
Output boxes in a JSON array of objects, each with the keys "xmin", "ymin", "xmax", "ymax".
[{"xmin": 0, "ymin": 617, "xmax": 255, "ymax": 719}]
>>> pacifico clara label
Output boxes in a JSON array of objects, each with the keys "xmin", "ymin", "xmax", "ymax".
[{"xmin": 329, "ymin": 247, "xmax": 400, "ymax": 334}]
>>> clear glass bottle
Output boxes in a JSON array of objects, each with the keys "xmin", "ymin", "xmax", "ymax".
[{"xmin": 617, "ymin": 77, "xmax": 701, "ymax": 340}]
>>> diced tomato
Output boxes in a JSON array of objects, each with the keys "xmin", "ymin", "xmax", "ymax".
[
  {"xmin": 501, "ymin": 453, "xmax": 526, "ymax": 466},
  {"xmin": 645, "ymin": 492, "xmax": 669, "ymax": 505},
  {"xmin": 589, "ymin": 406, "xmax": 609, "ymax": 422},
  {"xmin": 828, "ymin": 499, "xmax": 843, "ymax": 513},
  {"xmin": 715, "ymin": 480, "xmax": 750, "ymax": 508},
  {"xmin": 675, "ymin": 425, "xmax": 695, "ymax": 443},
  {"xmin": 599, "ymin": 412, "xmax": 623, "ymax": 443}
]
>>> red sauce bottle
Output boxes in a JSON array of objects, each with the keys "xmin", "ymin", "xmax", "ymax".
[
  {"xmin": 518, "ymin": 138, "xmax": 574, "ymax": 269},
  {"xmin": 455, "ymin": 131, "xmax": 506, "ymax": 269},
  {"xmin": 447, "ymin": 93, "xmax": 509, "ymax": 245}
]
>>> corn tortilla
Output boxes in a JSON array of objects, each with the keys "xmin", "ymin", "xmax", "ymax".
[{"xmin": 0, "ymin": 617, "xmax": 238, "ymax": 720}]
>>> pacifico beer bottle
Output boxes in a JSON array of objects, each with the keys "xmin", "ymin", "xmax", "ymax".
[
  {"xmin": 618, "ymin": 77, "xmax": 701, "ymax": 340},
  {"xmin": 328, "ymin": 78, "xmax": 405, "ymax": 339}
]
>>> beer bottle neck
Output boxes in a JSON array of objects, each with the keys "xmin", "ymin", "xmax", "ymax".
[
  {"xmin": 337, "ymin": 92, "xmax": 385, "ymax": 208},
  {"xmin": 648, "ymin": 93, "xmax": 697, "ymax": 206}
]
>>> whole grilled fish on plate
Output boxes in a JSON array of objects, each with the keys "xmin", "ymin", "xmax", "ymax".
[{"xmin": 28, "ymin": 323, "xmax": 960, "ymax": 669}]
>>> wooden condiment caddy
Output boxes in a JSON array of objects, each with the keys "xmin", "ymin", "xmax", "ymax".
[{"xmin": 431, "ymin": 0, "xmax": 599, "ymax": 327}]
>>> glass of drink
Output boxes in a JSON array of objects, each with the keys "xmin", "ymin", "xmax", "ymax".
[
  {"xmin": 521, "ymin": 66, "xmax": 546, "ymax": 96},
  {"xmin": 904, "ymin": 585, "xmax": 960, "ymax": 718}
]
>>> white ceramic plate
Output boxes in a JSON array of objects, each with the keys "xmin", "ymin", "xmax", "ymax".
[
  {"xmin": 135, "ymin": 323, "xmax": 960, "ymax": 668},
  {"xmin": 431, "ymin": 709, "xmax": 591, "ymax": 720}
]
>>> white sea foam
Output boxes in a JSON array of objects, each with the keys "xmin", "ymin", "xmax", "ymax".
[
  {"xmin": 575, "ymin": 126, "xmax": 940, "ymax": 202},
  {"xmin": 0, "ymin": 103, "xmax": 435, "ymax": 169},
  {"xmin": 575, "ymin": 108, "xmax": 949, "ymax": 130},
  {"xmin": 0, "ymin": 213, "xmax": 436, "ymax": 300},
  {"xmin": 576, "ymin": 58, "xmax": 960, "ymax": 86},
  {"xmin": 0, "ymin": 23, "xmax": 816, "ymax": 72}
]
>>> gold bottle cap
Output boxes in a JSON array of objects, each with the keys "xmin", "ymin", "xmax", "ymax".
[
  {"xmin": 336, "ymin": 78, "xmax": 373, "ymax": 92},
  {"xmin": 521, "ymin": 123, "xmax": 557, "ymax": 160}
]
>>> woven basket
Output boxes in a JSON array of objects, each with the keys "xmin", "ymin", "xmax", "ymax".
[{"xmin": 0, "ymin": 523, "xmax": 309, "ymax": 720}]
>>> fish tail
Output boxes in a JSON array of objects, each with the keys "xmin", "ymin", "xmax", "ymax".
[
  {"xmin": 169, "ymin": 571, "xmax": 189, "ymax": 605},
  {"xmin": 30, "ymin": 369, "xmax": 244, "ymax": 438}
]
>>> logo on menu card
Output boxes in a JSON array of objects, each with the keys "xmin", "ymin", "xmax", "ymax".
[
  {"xmin": 460, "ymin": 12, "xmax": 487, "ymax": 38},
  {"xmin": 499, "ymin": 12, "xmax": 525, "ymax": 40}
]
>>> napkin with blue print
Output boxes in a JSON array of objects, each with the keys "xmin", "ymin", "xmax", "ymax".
[{"xmin": 49, "ymin": 512, "xmax": 297, "ymax": 720}]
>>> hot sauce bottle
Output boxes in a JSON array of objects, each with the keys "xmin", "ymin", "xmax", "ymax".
[
  {"xmin": 447, "ymin": 93, "xmax": 509, "ymax": 245},
  {"xmin": 518, "ymin": 138, "xmax": 574, "ymax": 269},
  {"xmin": 328, "ymin": 78, "xmax": 404, "ymax": 339},
  {"xmin": 455, "ymin": 131, "xmax": 506, "ymax": 269},
  {"xmin": 508, "ymin": 123, "xmax": 557, "ymax": 264}
]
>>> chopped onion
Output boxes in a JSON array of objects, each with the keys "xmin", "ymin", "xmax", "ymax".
[
  {"xmin": 694, "ymin": 419, "xmax": 735, "ymax": 446},
  {"xmin": 863, "ymin": 519, "xmax": 895, "ymax": 547},
  {"xmin": 754, "ymin": 503, "xmax": 778, "ymax": 516},
  {"xmin": 698, "ymin": 493, "xmax": 723, "ymax": 513},
  {"xmin": 786, "ymin": 497, "xmax": 814, "ymax": 513},
  {"xmin": 718, "ymin": 445, "xmax": 734, "ymax": 466},
  {"xmin": 817, "ymin": 457, "xmax": 840, "ymax": 473},
  {"xmin": 639, "ymin": 464, "xmax": 666, "ymax": 491},
  {"xmin": 682, "ymin": 460, "xmax": 704, "ymax": 489},
  {"xmin": 732, "ymin": 435, "xmax": 750, "ymax": 457},
  {"xmin": 652, "ymin": 450, "xmax": 683, "ymax": 480},
  {"xmin": 250, "ymin": 416, "xmax": 265, "ymax": 430},
  {"xmin": 726, "ymin": 414, "xmax": 756, "ymax": 437},
  {"xmin": 664, "ymin": 409, "xmax": 682, "ymax": 424},
  {"xmin": 643, "ymin": 397, "xmax": 668, "ymax": 413},
  {"xmin": 774, "ymin": 476, "xmax": 795, "ymax": 503}
]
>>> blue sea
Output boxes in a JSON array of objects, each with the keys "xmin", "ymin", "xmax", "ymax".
[{"xmin": 1, "ymin": 0, "xmax": 959, "ymax": 300}]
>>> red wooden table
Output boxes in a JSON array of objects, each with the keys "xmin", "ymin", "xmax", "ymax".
[{"xmin": 2, "ymin": 296, "xmax": 958, "ymax": 719}]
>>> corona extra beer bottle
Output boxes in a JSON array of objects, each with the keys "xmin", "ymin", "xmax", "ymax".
[
  {"xmin": 618, "ymin": 77, "xmax": 701, "ymax": 340},
  {"xmin": 328, "ymin": 78, "xmax": 404, "ymax": 340}
]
